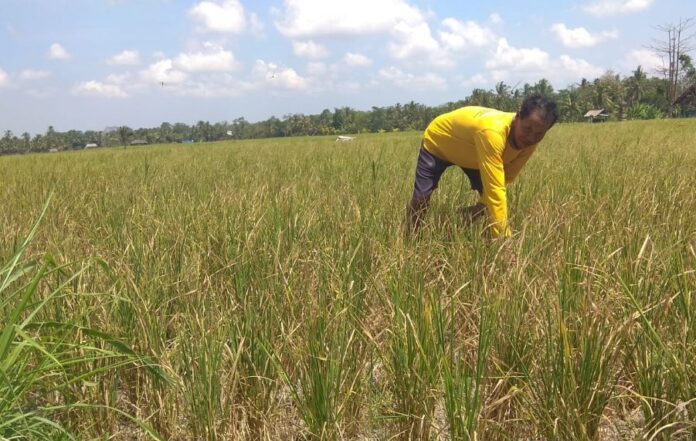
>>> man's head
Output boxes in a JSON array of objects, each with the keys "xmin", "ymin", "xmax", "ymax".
[{"xmin": 511, "ymin": 95, "xmax": 558, "ymax": 149}]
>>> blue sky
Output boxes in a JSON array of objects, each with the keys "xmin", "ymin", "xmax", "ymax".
[{"xmin": 0, "ymin": 0, "xmax": 691, "ymax": 135}]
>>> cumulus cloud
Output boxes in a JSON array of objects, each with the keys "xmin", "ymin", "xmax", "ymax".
[
  {"xmin": 439, "ymin": 18, "xmax": 496, "ymax": 52},
  {"xmin": 0, "ymin": 68, "xmax": 9, "ymax": 87},
  {"xmin": 108, "ymin": 50, "xmax": 141, "ymax": 66},
  {"xmin": 343, "ymin": 52, "xmax": 372, "ymax": 67},
  {"xmin": 72, "ymin": 80, "xmax": 128, "ymax": 98},
  {"xmin": 377, "ymin": 67, "xmax": 446, "ymax": 90},
  {"xmin": 47, "ymin": 43, "xmax": 71, "ymax": 60},
  {"xmin": 175, "ymin": 74, "xmax": 253, "ymax": 97},
  {"xmin": 141, "ymin": 59, "xmax": 188, "ymax": 85},
  {"xmin": 460, "ymin": 73, "xmax": 488, "ymax": 88},
  {"xmin": 479, "ymin": 38, "xmax": 604, "ymax": 87},
  {"xmin": 488, "ymin": 13, "xmax": 503, "ymax": 25},
  {"xmin": 174, "ymin": 47, "xmax": 239, "ymax": 72},
  {"xmin": 306, "ymin": 61, "xmax": 328, "ymax": 76},
  {"xmin": 275, "ymin": 0, "xmax": 455, "ymax": 67},
  {"xmin": 275, "ymin": 0, "xmax": 424, "ymax": 37},
  {"xmin": 251, "ymin": 59, "xmax": 308, "ymax": 91},
  {"xmin": 18, "ymin": 69, "xmax": 51, "ymax": 81},
  {"xmin": 26, "ymin": 88, "xmax": 56, "ymax": 99},
  {"xmin": 292, "ymin": 40, "xmax": 329, "ymax": 59},
  {"xmin": 388, "ymin": 20, "xmax": 445, "ymax": 65},
  {"xmin": 622, "ymin": 49, "xmax": 664, "ymax": 73},
  {"xmin": 249, "ymin": 12, "xmax": 265, "ymax": 36},
  {"xmin": 557, "ymin": 55, "xmax": 605, "ymax": 78},
  {"xmin": 486, "ymin": 38, "xmax": 550, "ymax": 72},
  {"xmin": 104, "ymin": 72, "xmax": 133, "ymax": 85},
  {"xmin": 189, "ymin": 0, "xmax": 246, "ymax": 33},
  {"xmin": 581, "ymin": 0, "xmax": 653, "ymax": 17},
  {"xmin": 550, "ymin": 23, "xmax": 618, "ymax": 48}
]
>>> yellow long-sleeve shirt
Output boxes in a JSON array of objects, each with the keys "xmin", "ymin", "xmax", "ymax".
[{"xmin": 423, "ymin": 106, "xmax": 538, "ymax": 238}]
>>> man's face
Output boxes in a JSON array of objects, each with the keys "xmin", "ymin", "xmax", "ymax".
[{"xmin": 511, "ymin": 111, "xmax": 552, "ymax": 149}]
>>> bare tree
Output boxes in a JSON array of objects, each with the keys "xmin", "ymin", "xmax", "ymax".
[{"xmin": 651, "ymin": 18, "xmax": 694, "ymax": 117}]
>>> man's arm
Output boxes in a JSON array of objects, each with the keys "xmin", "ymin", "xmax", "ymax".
[
  {"xmin": 505, "ymin": 146, "xmax": 536, "ymax": 184},
  {"xmin": 474, "ymin": 130, "xmax": 510, "ymax": 238}
]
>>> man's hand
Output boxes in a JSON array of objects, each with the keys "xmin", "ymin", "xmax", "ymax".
[{"xmin": 460, "ymin": 202, "xmax": 486, "ymax": 223}]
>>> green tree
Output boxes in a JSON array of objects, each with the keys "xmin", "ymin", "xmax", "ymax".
[
  {"xmin": 117, "ymin": 126, "xmax": 132, "ymax": 146},
  {"xmin": 21, "ymin": 132, "xmax": 31, "ymax": 153},
  {"xmin": 557, "ymin": 87, "xmax": 583, "ymax": 122},
  {"xmin": 624, "ymin": 66, "xmax": 648, "ymax": 107},
  {"xmin": 159, "ymin": 122, "xmax": 172, "ymax": 143},
  {"xmin": 44, "ymin": 126, "xmax": 56, "ymax": 150}
]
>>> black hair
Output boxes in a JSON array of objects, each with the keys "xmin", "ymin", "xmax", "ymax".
[{"xmin": 519, "ymin": 95, "xmax": 558, "ymax": 126}]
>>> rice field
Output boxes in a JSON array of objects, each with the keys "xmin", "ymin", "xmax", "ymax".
[{"xmin": 1, "ymin": 119, "xmax": 695, "ymax": 440}]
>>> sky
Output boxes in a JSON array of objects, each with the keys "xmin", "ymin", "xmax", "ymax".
[{"xmin": 0, "ymin": 0, "xmax": 692, "ymax": 135}]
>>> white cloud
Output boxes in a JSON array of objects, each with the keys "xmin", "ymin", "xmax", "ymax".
[
  {"xmin": 488, "ymin": 13, "xmax": 503, "ymax": 25},
  {"xmin": 622, "ymin": 49, "xmax": 664, "ymax": 73},
  {"xmin": 486, "ymin": 38, "xmax": 550, "ymax": 72},
  {"xmin": 479, "ymin": 38, "xmax": 603, "ymax": 87},
  {"xmin": 275, "ymin": 0, "xmax": 424, "ymax": 37},
  {"xmin": 276, "ymin": 0, "xmax": 450, "ymax": 66},
  {"xmin": 343, "ymin": 52, "xmax": 372, "ymax": 67},
  {"xmin": 439, "ymin": 18, "xmax": 496, "ymax": 51},
  {"xmin": 189, "ymin": 0, "xmax": 246, "ymax": 33},
  {"xmin": 460, "ymin": 73, "xmax": 488, "ymax": 88},
  {"xmin": 292, "ymin": 40, "xmax": 329, "ymax": 59},
  {"xmin": 108, "ymin": 50, "xmax": 141, "ymax": 66},
  {"xmin": 141, "ymin": 59, "xmax": 188, "ymax": 85},
  {"xmin": 47, "ymin": 43, "xmax": 71, "ymax": 60},
  {"xmin": 389, "ymin": 20, "xmax": 445, "ymax": 64},
  {"xmin": 550, "ymin": 23, "xmax": 618, "ymax": 48},
  {"xmin": 377, "ymin": 67, "xmax": 447, "ymax": 90},
  {"xmin": 18, "ymin": 69, "xmax": 51, "ymax": 81},
  {"xmin": 105, "ymin": 72, "xmax": 132, "ymax": 85},
  {"xmin": 176, "ymin": 74, "xmax": 253, "ymax": 97},
  {"xmin": 174, "ymin": 48, "xmax": 239, "ymax": 72},
  {"xmin": 581, "ymin": 0, "xmax": 653, "ymax": 17},
  {"xmin": 306, "ymin": 61, "xmax": 328, "ymax": 76},
  {"xmin": 26, "ymin": 88, "xmax": 56, "ymax": 99},
  {"xmin": 72, "ymin": 80, "xmax": 128, "ymax": 98},
  {"xmin": 252, "ymin": 59, "xmax": 308, "ymax": 91},
  {"xmin": 557, "ymin": 55, "xmax": 605, "ymax": 79},
  {"xmin": 249, "ymin": 12, "xmax": 265, "ymax": 36},
  {"xmin": 0, "ymin": 68, "xmax": 9, "ymax": 87}
]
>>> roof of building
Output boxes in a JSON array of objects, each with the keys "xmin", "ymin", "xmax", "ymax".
[
  {"xmin": 584, "ymin": 109, "xmax": 609, "ymax": 117},
  {"xmin": 675, "ymin": 84, "xmax": 696, "ymax": 105}
]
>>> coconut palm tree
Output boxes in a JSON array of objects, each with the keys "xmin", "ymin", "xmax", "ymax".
[{"xmin": 625, "ymin": 66, "xmax": 647, "ymax": 107}]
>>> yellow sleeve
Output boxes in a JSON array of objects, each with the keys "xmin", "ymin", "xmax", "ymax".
[
  {"xmin": 475, "ymin": 130, "xmax": 510, "ymax": 238},
  {"xmin": 505, "ymin": 147, "xmax": 536, "ymax": 184}
]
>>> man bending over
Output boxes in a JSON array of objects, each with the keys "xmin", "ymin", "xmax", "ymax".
[{"xmin": 407, "ymin": 95, "xmax": 558, "ymax": 238}]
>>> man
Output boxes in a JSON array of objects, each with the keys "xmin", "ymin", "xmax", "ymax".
[{"xmin": 407, "ymin": 95, "xmax": 558, "ymax": 238}]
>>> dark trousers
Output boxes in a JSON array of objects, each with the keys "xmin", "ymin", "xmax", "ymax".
[{"xmin": 410, "ymin": 145, "xmax": 482, "ymax": 205}]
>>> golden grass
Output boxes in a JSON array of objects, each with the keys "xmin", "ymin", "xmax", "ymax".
[{"xmin": 1, "ymin": 119, "xmax": 695, "ymax": 440}]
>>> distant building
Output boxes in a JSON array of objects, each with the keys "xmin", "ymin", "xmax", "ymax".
[
  {"xmin": 336, "ymin": 135, "xmax": 355, "ymax": 142},
  {"xmin": 85, "ymin": 143, "xmax": 98, "ymax": 148},
  {"xmin": 584, "ymin": 109, "xmax": 609, "ymax": 123},
  {"xmin": 129, "ymin": 139, "xmax": 148, "ymax": 146},
  {"xmin": 675, "ymin": 84, "xmax": 696, "ymax": 116}
]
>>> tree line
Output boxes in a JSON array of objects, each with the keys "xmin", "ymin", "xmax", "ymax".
[{"xmin": 1, "ymin": 62, "xmax": 695, "ymax": 156}]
